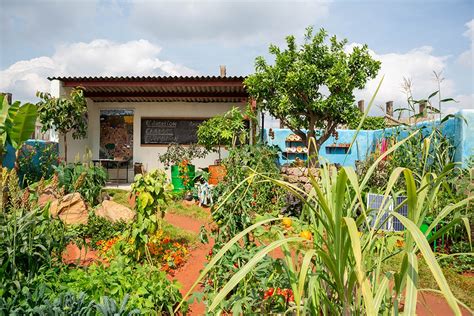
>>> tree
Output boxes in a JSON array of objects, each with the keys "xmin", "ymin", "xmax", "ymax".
[
  {"xmin": 0, "ymin": 94, "xmax": 38, "ymax": 168},
  {"xmin": 36, "ymin": 88, "xmax": 88, "ymax": 163},
  {"xmin": 197, "ymin": 107, "xmax": 247, "ymax": 160},
  {"xmin": 244, "ymin": 27, "xmax": 381, "ymax": 161}
]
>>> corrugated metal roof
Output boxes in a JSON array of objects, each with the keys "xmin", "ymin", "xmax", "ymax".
[
  {"xmin": 47, "ymin": 75, "xmax": 246, "ymax": 82},
  {"xmin": 48, "ymin": 76, "xmax": 248, "ymax": 103}
]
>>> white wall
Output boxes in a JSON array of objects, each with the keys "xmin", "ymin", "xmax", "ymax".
[{"xmin": 58, "ymin": 91, "xmax": 244, "ymax": 180}]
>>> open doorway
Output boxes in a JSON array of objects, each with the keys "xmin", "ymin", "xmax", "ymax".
[{"xmin": 99, "ymin": 109, "xmax": 134, "ymax": 182}]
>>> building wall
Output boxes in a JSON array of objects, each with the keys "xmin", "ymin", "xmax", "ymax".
[
  {"xmin": 52, "ymin": 81, "xmax": 245, "ymax": 178},
  {"xmin": 264, "ymin": 109, "xmax": 474, "ymax": 168}
]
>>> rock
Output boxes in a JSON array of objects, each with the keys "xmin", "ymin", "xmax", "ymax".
[
  {"xmin": 280, "ymin": 166, "xmax": 288, "ymax": 174},
  {"xmin": 38, "ymin": 193, "xmax": 57, "ymax": 208},
  {"xmin": 287, "ymin": 167, "xmax": 303, "ymax": 177},
  {"xmin": 95, "ymin": 200, "xmax": 135, "ymax": 223},
  {"xmin": 287, "ymin": 175, "xmax": 299, "ymax": 183},
  {"xmin": 50, "ymin": 193, "xmax": 88, "ymax": 225},
  {"xmin": 304, "ymin": 183, "xmax": 313, "ymax": 193},
  {"xmin": 299, "ymin": 176, "xmax": 309, "ymax": 183}
]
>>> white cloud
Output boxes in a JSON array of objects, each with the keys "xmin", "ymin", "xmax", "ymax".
[
  {"xmin": 448, "ymin": 93, "xmax": 474, "ymax": 114},
  {"xmin": 0, "ymin": 39, "xmax": 197, "ymax": 102},
  {"xmin": 349, "ymin": 44, "xmax": 457, "ymax": 116},
  {"xmin": 129, "ymin": 0, "xmax": 330, "ymax": 44},
  {"xmin": 458, "ymin": 19, "xmax": 474, "ymax": 67}
]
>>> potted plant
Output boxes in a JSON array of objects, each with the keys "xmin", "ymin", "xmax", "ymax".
[
  {"xmin": 158, "ymin": 143, "xmax": 207, "ymax": 194},
  {"xmin": 197, "ymin": 107, "xmax": 247, "ymax": 185}
]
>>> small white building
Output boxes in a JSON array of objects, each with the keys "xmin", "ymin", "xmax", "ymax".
[{"xmin": 48, "ymin": 73, "xmax": 249, "ymax": 181}]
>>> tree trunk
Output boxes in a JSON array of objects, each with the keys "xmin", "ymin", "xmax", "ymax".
[
  {"xmin": 63, "ymin": 133, "xmax": 68, "ymax": 164},
  {"xmin": 307, "ymin": 115, "xmax": 318, "ymax": 167}
]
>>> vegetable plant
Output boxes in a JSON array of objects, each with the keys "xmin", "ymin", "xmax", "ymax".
[
  {"xmin": 125, "ymin": 169, "xmax": 173, "ymax": 261},
  {"xmin": 179, "ymin": 136, "xmax": 473, "ymax": 315}
]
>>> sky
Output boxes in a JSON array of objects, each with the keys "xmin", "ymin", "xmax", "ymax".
[{"xmin": 0, "ymin": 0, "xmax": 473, "ymax": 120}]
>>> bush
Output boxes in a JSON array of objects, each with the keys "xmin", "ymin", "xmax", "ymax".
[
  {"xmin": 55, "ymin": 257, "xmax": 186, "ymax": 314},
  {"xmin": 54, "ymin": 162, "xmax": 108, "ymax": 205},
  {"xmin": 0, "ymin": 206, "xmax": 67, "ymax": 308},
  {"xmin": 212, "ymin": 145, "xmax": 285, "ymax": 243},
  {"xmin": 67, "ymin": 211, "xmax": 128, "ymax": 250}
]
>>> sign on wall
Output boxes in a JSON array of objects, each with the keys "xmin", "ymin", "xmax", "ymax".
[{"xmin": 141, "ymin": 118, "xmax": 206, "ymax": 145}]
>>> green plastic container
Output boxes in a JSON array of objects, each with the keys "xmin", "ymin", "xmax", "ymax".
[{"xmin": 171, "ymin": 164, "xmax": 195, "ymax": 192}]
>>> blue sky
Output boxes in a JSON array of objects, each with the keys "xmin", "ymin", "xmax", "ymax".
[{"xmin": 1, "ymin": 0, "xmax": 472, "ymax": 115}]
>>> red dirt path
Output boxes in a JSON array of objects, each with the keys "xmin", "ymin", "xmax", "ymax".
[
  {"xmin": 62, "ymin": 208, "xmax": 472, "ymax": 315},
  {"xmin": 164, "ymin": 211, "xmax": 214, "ymax": 315}
]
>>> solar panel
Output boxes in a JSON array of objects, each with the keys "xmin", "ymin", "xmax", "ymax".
[
  {"xmin": 393, "ymin": 196, "xmax": 408, "ymax": 231},
  {"xmin": 367, "ymin": 193, "xmax": 393, "ymax": 231}
]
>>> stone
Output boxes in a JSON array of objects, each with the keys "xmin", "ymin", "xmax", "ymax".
[
  {"xmin": 299, "ymin": 176, "xmax": 309, "ymax": 183},
  {"xmin": 287, "ymin": 175, "xmax": 299, "ymax": 183},
  {"xmin": 38, "ymin": 193, "xmax": 57, "ymax": 208},
  {"xmin": 95, "ymin": 200, "xmax": 136, "ymax": 223},
  {"xmin": 287, "ymin": 167, "xmax": 303, "ymax": 177},
  {"xmin": 304, "ymin": 183, "xmax": 313, "ymax": 193},
  {"xmin": 50, "ymin": 193, "xmax": 88, "ymax": 225},
  {"xmin": 280, "ymin": 166, "xmax": 288, "ymax": 174}
]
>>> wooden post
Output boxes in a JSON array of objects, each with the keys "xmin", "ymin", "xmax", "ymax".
[
  {"xmin": 386, "ymin": 101, "xmax": 394, "ymax": 117},
  {"xmin": 419, "ymin": 101, "xmax": 427, "ymax": 117},
  {"xmin": 357, "ymin": 100, "xmax": 365, "ymax": 113}
]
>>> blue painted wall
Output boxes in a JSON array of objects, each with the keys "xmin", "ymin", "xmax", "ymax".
[
  {"xmin": 264, "ymin": 109, "xmax": 474, "ymax": 167},
  {"xmin": 2, "ymin": 140, "xmax": 59, "ymax": 169}
]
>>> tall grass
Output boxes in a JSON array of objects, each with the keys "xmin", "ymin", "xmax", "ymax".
[{"xmin": 176, "ymin": 79, "xmax": 472, "ymax": 314}]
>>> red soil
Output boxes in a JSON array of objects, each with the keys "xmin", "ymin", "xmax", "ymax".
[
  {"xmin": 164, "ymin": 211, "xmax": 214, "ymax": 315},
  {"xmin": 417, "ymin": 292, "xmax": 472, "ymax": 316},
  {"xmin": 62, "ymin": 208, "xmax": 472, "ymax": 315}
]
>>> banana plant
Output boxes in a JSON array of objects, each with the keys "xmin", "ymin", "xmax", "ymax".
[{"xmin": 0, "ymin": 94, "xmax": 38, "ymax": 167}]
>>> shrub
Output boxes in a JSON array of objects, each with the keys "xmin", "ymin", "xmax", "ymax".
[
  {"xmin": 212, "ymin": 145, "xmax": 285, "ymax": 244},
  {"xmin": 0, "ymin": 206, "xmax": 67, "ymax": 308},
  {"xmin": 124, "ymin": 169, "xmax": 173, "ymax": 261},
  {"xmin": 55, "ymin": 257, "xmax": 186, "ymax": 314},
  {"xmin": 67, "ymin": 211, "xmax": 128, "ymax": 250},
  {"xmin": 54, "ymin": 162, "xmax": 108, "ymax": 205}
]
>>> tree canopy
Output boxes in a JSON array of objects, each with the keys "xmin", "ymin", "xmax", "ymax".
[
  {"xmin": 36, "ymin": 88, "xmax": 88, "ymax": 162},
  {"xmin": 244, "ymin": 27, "xmax": 381, "ymax": 154}
]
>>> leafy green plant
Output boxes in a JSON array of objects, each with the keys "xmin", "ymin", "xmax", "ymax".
[
  {"xmin": 179, "ymin": 133, "xmax": 473, "ymax": 315},
  {"xmin": 0, "ymin": 205, "xmax": 67, "ymax": 308},
  {"xmin": 197, "ymin": 107, "xmax": 247, "ymax": 160},
  {"xmin": 245, "ymin": 27, "xmax": 380, "ymax": 158},
  {"xmin": 348, "ymin": 112, "xmax": 386, "ymax": 130},
  {"xmin": 55, "ymin": 257, "xmax": 186, "ymax": 314},
  {"xmin": 201, "ymin": 243, "xmax": 290, "ymax": 315},
  {"xmin": 212, "ymin": 145, "xmax": 286, "ymax": 244},
  {"xmin": 67, "ymin": 211, "xmax": 128, "ymax": 249},
  {"xmin": 0, "ymin": 94, "xmax": 38, "ymax": 167},
  {"xmin": 54, "ymin": 162, "xmax": 108, "ymax": 205},
  {"xmin": 36, "ymin": 88, "xmax": 88, "ymax": 163},
  {"xmin": 125, "ymin": 169, "xmax": 173, "ymax": 261},
  {"xmin": 158, "ymin": 143, "xmax": 207, "ymax": 169}
]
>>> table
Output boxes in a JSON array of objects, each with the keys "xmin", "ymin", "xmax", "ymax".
[{"xmin": 92, "ymin": 159, "xmax": 131, "ymax": 183}]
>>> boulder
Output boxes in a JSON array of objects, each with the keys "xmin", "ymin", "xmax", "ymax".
[
  {"xmin": 38, "ymin": 193, "xmax": 57, "ymax": 208},
  {"xmin": 304, "ymin": 183, "xmax": 313, "ymax": 193},
  {"xmin": 95, "ymin": 200, "xmax": 135, "ymax": 223},
  {"xmin": 50, "ymin": 193, "xmax": 88, "ymax": 225},
  {"xmin": 287, "ymin": 167, "xmax": 304, "ymax": 177}
]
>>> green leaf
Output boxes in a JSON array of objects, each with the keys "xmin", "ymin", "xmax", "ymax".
[
  {"xmin": 9, "ymin": 103, "xmax": 37, "ymax": 149},
  {"xmin": 391, "ymin": 212, "xmax": 462, "ymax": 315},
  {"xmin": 404, "ymin": 252, "xmax": 418, "ymax": 315}
]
